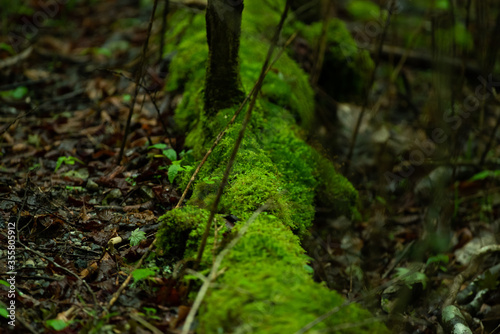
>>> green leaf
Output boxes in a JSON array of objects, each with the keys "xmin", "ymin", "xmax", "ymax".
[
  {"xmin": 426, "ymin": 254, "xmax": 449, "ymax": 266},
  {"xmin": 469, "ymin": 170, "xmax": 494, "ymax": 181},
  {"xmin": 130, "ymin": 228, "xmax": 146, "ymax": 246},
  {"xmin": 63, "ymin": 168, "xmax": 89, "ymax": 180},
  {"xmin": 168, "ymin": 163, "xmax": 182, "ymax": 184},
  {"xmin": 46, "ymin": 319, "xmax": 70, "ymax": 331},
  {"xmin": 162, "ymin": 148, "xmax": 177, "ymax": 161},
  {"xmin": 0, "ymin": 42, "xmax": 15, "ymax": 55},
  {"xmin": 94, "ymin": 47, "xmax": 112, "ymax": 58},
  {"xmin": 143, "ymin": 307, "xmax": 157, "ymax": 315},
  {"xmin": 54, "ymin": 156, "xmax": 84, "ymax": 172},
  {"xmin": 148, "ymin": 143, "xmax": 168, "ymax": 150},
  {"xmin": 0, "ymin": 307, "xmax": 8, "ymax": 318},
  {"xmin": 1, "ymin": 86, "xmax": 28, "ymax": 100},
  {"xmin": 132, "ymin": 268, "xmax": 156, "ymax": 282},
  {"xmin": 346, "ymin": 0, "xmax": 380, "ymax": 20},
  {"xmin": 454, "ymin": 22, "xmax": 473, "ymax": 50},
  {"xmin": 55, "ymin": 156, "xmax": 66, "ymax": 172},
  {"xmin": 303, "ymin": 264, "xmax": 314, "ymax": 274},
  {"xmin": 11, "ymin": 86, "xmax": 28, "ymax": 99},
  {"xmin": 435, "ymin": 0, "xmax": 449, "ymax": 10},
  {"xmin": 0, "ymin": 280, "xmax": 9, "ymax": 287}
]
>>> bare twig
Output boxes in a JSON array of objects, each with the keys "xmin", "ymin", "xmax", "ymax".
[
  {"xmin": 20, "ymin": 242, "xmax": 99, "ymax": 308},
  {"xmin": 104, "ymin": 238, "xmax": 157, "ymax": 312},
  {"xmin": 117, "ymin": 0, "xmax": 159, "ymax": 164},
  {"xmin": 159, "ymin": 0, "xmax": 170, "ymax": 64},
  {"xmin": 344, "ymin": 0, "xmax": 396, "ymax": 173},
  {"xmin": 310, "ymin": 0, "xmax": 333, "ymax": 85},
  {"xmin": 0, "ymin": 45, "xmax": 33, "ymax": 69}
]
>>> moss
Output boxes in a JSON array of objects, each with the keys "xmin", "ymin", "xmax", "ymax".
[
  {"xmin": 164, "ymin": 14, "xmax": 207, "ymax": 93},
  {"xmin": 242, "ymin": 0, "xmax": 374, "ymax": 101},
  {"xmin": 199, "ymin": 216, "xmax": 389, "ymax": 334},
  {"xmin": 157, "ymin": 3, "xmax": 387, "ymax": 333},
  {"xmin": 157, "ymin": 205, "xmax": 231, "ymax": 266},
  {"xmin": 312, "ymin": 149, "xmax": 361, "ymax": 220}
]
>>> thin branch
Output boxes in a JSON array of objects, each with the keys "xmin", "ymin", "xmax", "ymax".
[
  {"xmin": 117, "ymin": 0, "xmax": 159, "ymax": 164},
  {"xmin": 159, "ymin": 0, "xmax": 170, "ymax": 64},
  {"xmin": 104, "ymin": 238, "xmax": 157, "ymax": 313},
  {"xmin": 310, "ymin": 0, "xmax": 333, "ymax": 85},
  {"xmin": 344, "ymin": 0, "xmax": 396, "ymax": 173}
]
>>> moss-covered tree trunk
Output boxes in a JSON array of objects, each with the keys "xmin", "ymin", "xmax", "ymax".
[{"xmin": 204, "ymin": 0, "xmax": 245, "ymax": 115}]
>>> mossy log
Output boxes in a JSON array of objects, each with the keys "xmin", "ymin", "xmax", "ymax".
[{"xmin": 157, "ymin": 1, "xmax": 387, "ymax": 332}]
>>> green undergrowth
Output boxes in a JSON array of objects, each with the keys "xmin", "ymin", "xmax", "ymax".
[{"xmin": 156, "ymin": 2, "xmax": 387, "ymax": 333}]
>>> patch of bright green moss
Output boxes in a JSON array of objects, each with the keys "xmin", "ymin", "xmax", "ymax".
[
  {"xmin": 157, "ymin": 3, "xmax": 385, "ymax": 333},
  {"xmin": 199, "ymin": 216, "xmax": 388, "ymax": 334}
]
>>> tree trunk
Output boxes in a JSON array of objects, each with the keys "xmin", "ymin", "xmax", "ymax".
[{"xmin": 204, "ymin": 0, "xmax": 245, "ymax": 115}]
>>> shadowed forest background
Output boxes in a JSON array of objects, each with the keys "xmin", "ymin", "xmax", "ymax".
[{"xmin": 0, "ymin": 0, "xmax": 500, "ymax": 333}]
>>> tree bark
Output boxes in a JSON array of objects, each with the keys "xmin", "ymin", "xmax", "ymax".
[{"xmin": 204, "ymin": 0, "xmax": 245, "ymax": 115}]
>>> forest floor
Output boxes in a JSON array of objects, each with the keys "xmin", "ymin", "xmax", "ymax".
[{"xmin": 1, "ymin": 0, "xmax": 500, "ymax": 333}]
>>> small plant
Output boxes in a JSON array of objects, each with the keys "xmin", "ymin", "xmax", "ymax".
[
  {"xmin": 0, "ymin": 86, "xmax": 28, "ymax": 100},
  {"xmin": 46, "ymin": 319, "xmax": 71, "ymax": 331},
  {"xmin": 469, "ymin": 169, "xmax": 500, "ymax": 181},
  {"xmin": 122, "ymin": 94, "xmax": 132, "ymax": 102},
  {"xmin": 202, "ymin": 176, "xmax": 221, "ymax": 185},
  {"xmin": 65, "ymin": 186, "xmax": 84, "ymax": 192},
  {"xmin": 131, "ymin": 268, "xmax": 156, "ymax": 284},
  {"xmin": 426, "ymin": 254, "xmax": 449, "ymax": 272},
  {"xmin": 0, "ymin": 306, "xmax": 8, "ymax": 319},
  {"xmin": 0, "ymin": 42, "xmax": 15, "ymax": 54},
  {"xmin": 148, "ymin": 144, "xmax": 195, "ymax": 184},
  {"xmin": 29, "ymin": 163, "xmax": 41, "ymax": 171},
  {"xmin": 126, "ymin": 175, "xmax": 137, "ymax": 186},
  {"xmin": 140, "ymin": 307, "xmax": 161, "ymax": 320},
  {"xmin": 130, "ymin": 228, "xmax": 146, "ymax": 246},
  {"xmin": 55, "ymin": 156, "xmax": 84, "ymax": 172},
  {"xmin": 148, "ymin": 143, "xmax": 177, "ymax": 161}
]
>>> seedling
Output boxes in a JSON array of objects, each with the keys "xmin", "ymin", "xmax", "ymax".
[
  {"xmin": 130, "ymin": 228, "xmax": 146, "ymax": 246},
  {"xmin": 126, "ymin": 175, "xmax": 137, "ymax": 186},
  {"xmin": 46, "ymin": 319, "xmax": 71, "ymax": 331},
  {"xmin": 148, "ymin": 144, "xmax": 195, "ymax": 184},
  {"xmin": 55, "ymin": 156, "xmax": 84, "ymax": 172},
  {"xmin": 141, "ymin": 307, "xmax": 161, "ymax": 320},
  {"xmin": 0, "ymin": 86, "xmax": 28, "ymax": 100}
]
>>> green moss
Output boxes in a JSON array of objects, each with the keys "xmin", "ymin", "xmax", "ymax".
[
  {"xmin": 199, "ymin": 216, "xmax": 388, "ymax": 334},
  {"xmin": 242, "ymin": 0, "xmax": 374, "ymax": 101},
  {"xmin": 156, "ymin": 3, "xmax": 386, "ymax": 333},
  {"xmin": 157, "ymin": 205, "xmax": 229, "ymax": 265},
  {"xmin": 164, "ymin": 14, "xmax": 207, "ymax": 93}
]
